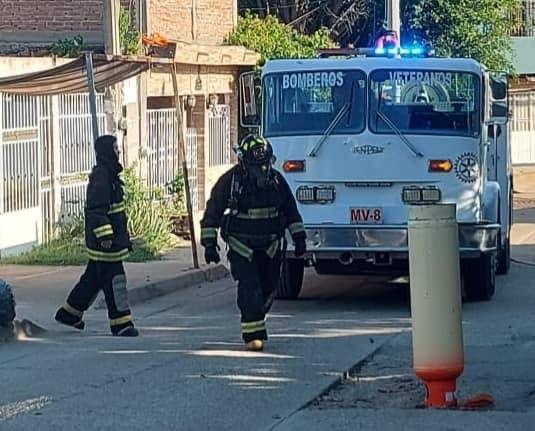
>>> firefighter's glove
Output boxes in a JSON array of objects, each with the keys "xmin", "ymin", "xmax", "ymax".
[
  {"xmin": 204, "ymin": 245, "xmax": 221, "ymax": 264},
  {"xmin": 294, "ymin": 238, "xmax": 307, "ymax": 258}
]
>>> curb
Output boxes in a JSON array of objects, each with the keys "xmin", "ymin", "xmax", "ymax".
[{"xmin": 96, "ymin": 264, "xmax": 230, "ymax": 309}]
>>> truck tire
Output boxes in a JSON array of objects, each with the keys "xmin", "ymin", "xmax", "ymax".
[
  {"xmin": 496, "ymin": 236, "xmax": 511, "ymax": 275},
  {"xmin": 276, "ymin": 258, "xmax": 305, "ymax": 300},
  {"xmin": 462, "ymin": 254, "xmax": 496, "ymax": 302}
]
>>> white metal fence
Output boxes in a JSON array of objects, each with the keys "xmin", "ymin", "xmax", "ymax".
[
  {"xmin": 147, "ymin": 109, "xmax": 179, "ymax": 194},
  {"xmin": 146, "ymin": 108, "xmax": 199, "ymax": 212},
  {"xmin": 208, "ymin": 105, "xmax": 231, "ymax": 167},
  {"xmin": 511, "ymin": 91, "xmax": 535, "ymax": 165},
  {"xmin": 509, "ymin": 0, "xmax": 535, "ymax": 37},
  {"xmin": 40, "ymin": 94, "xmax": 105, "ymax": 242},
  {"xmin": 0, "ymin": 94, "xmax": 41, "ymax": 214},
  {"xmin": 186, "ymin": 127, "xmax": 199, "ymax": 212},
  {"xmin": 59, "ymin": 94, "xmax": 103, "ymax": 175},
  {"xmin": 0, "ymin": 92, "xmax": 104, "ymax": 251}
]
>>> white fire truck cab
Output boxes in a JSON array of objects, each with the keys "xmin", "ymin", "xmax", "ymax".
[{"xmin": 240, "ymin": 48, "xmax": 511, "ymax": 302}]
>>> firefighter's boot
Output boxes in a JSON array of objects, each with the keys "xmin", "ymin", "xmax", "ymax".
[
  {"xmin": 247, "ymin": 339, "xmax": 264, "ymax": 351},
  {"xmin": 112, "ymin": 326, "xmax": 139, "ymax": 337},
  {"xmin": 55, "ymin": 306, "xmax": 85, "ymax": 330}
]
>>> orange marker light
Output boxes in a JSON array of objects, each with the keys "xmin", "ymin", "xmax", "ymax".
[
  {"xmin": 428, "ymin": 159, "xmax": 453, "ymax": 173},
  {"xmin": 283, "ymin": 160, "xmax": 306, "ymax": 173}
]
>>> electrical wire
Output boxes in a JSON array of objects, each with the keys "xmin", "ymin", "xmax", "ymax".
[{"xmin": 239, "ymin": 0, "xmax": 328, "ymax": 11}]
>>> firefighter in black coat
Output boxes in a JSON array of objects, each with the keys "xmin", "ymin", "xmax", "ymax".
[
  {"xmin": 201, "ymin": 135, "xmax": 306, "ymax": 351},
  {"xmin": 55, "ymin": 135, "xmax": 138, "ymax": 337}
]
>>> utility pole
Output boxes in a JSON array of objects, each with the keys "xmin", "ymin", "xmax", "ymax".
[{"xmin": 385, "ymin": 0, "xmax": 401, "ymax": 46}]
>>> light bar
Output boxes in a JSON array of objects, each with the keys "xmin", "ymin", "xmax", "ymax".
[
  {"xmin": 411, "ymin": 47, "xmax": 425, "ymax": 55},
  {"xmin": 372, "ymin": 45, "xmax": 432, "ymax": 58}
]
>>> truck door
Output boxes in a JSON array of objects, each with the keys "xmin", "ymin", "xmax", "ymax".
[
  {"xmin": 487, "ymin": 74, "xmax": 509, "ymax": 184},
  {"xmin": 489, "ymin": 73, "xmax": 512, "ymax": 274}
]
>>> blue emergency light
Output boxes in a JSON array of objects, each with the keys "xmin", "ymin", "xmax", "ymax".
[{"xmin": 373, "ymin": 45, "xmax": 432, "ymax": 57}]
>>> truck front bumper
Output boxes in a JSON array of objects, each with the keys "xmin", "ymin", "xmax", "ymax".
[{"xmin": 286, "ymin": 223, "xmax": 500, "ymax": 260}]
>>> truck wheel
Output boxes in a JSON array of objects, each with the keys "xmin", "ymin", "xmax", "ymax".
[
  {"xmin": 277, "ymin": 258, "xmax": 305, "ymax": 300},
  {"xmin": 496, "ymin": 236, "xmax": 511, "ymax": 275},
  {"xmin": 462, "ymin": 254, "xmax": 496, "ymax": 302}
]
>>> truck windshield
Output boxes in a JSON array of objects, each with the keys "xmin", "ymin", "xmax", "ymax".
[
  {"xmin": 370, "ymin": 70, "xmax": 481, "ymax": 137},
  {"xmin": 263, "ymin": 70, "xmax": 366, "ymax": 137}
]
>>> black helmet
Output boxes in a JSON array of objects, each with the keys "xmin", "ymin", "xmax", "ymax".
[{"xmin": 237, "ymin": 135, "xmax": 273, "ymax": 166}]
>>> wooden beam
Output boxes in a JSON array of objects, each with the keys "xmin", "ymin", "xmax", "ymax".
[{"xmin": 171, "ymin": 64, "xmax": 200, "ymax": 269}]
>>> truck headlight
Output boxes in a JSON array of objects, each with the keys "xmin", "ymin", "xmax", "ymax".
[
  {"xmin": 402, "ymin": 186, "xmax": 441, "ymax": 204},
  {"xmin": 296, "ymin": 186, "xmax": 335, "ymax": 204}
]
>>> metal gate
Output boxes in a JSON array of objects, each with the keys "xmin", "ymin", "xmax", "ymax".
[
  {"xmin": 147, "ymin": 108, "xmax": 198, "ymax": 212},
  {"xmin": 208, "ymin": 105, "xmax": 231, "ymax": 167},
  {"xmin": 510, "ymin": 91, "xmax": 535, "ymax": 165},
  {"xmin": 0, "ymin": 93, "xmax": 41, "ymax": 255},
  {"xmin": 185, "ymin": 127, "xmax": 199, "ymax": 212},
  {"xmin": 40, "ymin": 93, "xmax": 105, "ymax": 242}
]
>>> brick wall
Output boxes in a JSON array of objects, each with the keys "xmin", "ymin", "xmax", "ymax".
[
  {"xmin": 0, "ymin": 0, "xmax": 135, "ymax": 52},
  {"xmin": 0, "ymin": 0, "xmax": 103, "ymax": 35},
  {"xmin": 149, "ymin": 0, "xmax": 236, "ymax": 44}
]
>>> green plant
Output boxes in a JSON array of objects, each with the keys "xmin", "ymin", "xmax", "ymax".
[
  {"xmin": 227, "ymin": 12, "xmax": 335, "ymax": 65},
  {"xmin": 1, "ymin": 173, "xmax": 175, "ymax": 266},
  {"xmin": 120, "ymin": 5, "xmax": 141, "ymax": 55},
  {"xmin": 51, "ymin": 35, "xmax": 85, "ymax": 58},
  {"xmin": 166, "ymin": 172, "xmax": 187, "ymax": 216},
  {"xmin": 404, "ymin": 0, "xmax": 518, "ymax": 73},
  {"xmin": 123, "ymin": 168, "xmax": 172, "ymax": 255}
]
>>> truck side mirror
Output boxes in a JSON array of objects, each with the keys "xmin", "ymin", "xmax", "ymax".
[
  {"xmin": 240, "ymin": 71, "xmax": 261, "ymax": 128},
  {"xmin": 490, "ymin": 75, "xmax": 507, "ymax": 101},
  {"xmin": 491, "ymin": 101, "xmax": 507, "ymax": 118}
]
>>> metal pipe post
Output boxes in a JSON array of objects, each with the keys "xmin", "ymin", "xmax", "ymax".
[
  {"xmin": 171, "ymin": 64, "xmax": 200, "ymax": 269},
  {"xmin": 85, "ymin": 52, "xmax": 100, "ymax": 142},
  {"xmin": 386, "ymin": 0, "xmax": 401, "ymax": 44},
  {"xmin": 408, "ymin": 204, "xmax": 464, "ymax": 408}
]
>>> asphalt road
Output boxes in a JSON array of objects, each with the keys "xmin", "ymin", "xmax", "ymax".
[
  {"xmin": 0, "ymin": 268, "xmax": 412, "ymax": 431},
  {"xmin": 2, "ymin": 201, "xmax": 535, "ymax": 430}
]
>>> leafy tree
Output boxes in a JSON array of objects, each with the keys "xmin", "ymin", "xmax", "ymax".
[
  {"xmin": 119, "ymin": 5, "xmax": 141, "ymax": 55},
  {"xmin": 238, "ymin": 1, "xmax": 369, "ymax": 47},
  {"xmin": 227, "ymin": 12, "xmax": 334, "ymax": 64},
  {"xmin": 238, "ymin": 1, "xmax": 519, "ymax": 71},
  {"xmin": 403, "ymin": 0, "xmax": 518, "ymax": 72}
]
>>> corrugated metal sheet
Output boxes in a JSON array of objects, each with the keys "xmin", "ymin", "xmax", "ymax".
[{"xmin": 0, "ymin": 56, "xmax": 149, "ymax": 95}]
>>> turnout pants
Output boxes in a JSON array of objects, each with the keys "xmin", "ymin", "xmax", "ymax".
[
  {"xmin": 64, "ymin": 260, "xmax": 134, "ymax": 334},
  {"xmin": 228, "ymin": 249, "xmax": 281, "ymax": 342}
]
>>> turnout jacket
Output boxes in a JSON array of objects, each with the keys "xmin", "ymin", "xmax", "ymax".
[
  {"xmin": 200, "ymin": 166, "xmax": 306, "ymax": 261},
  {"xmin": 84, "ymin": 165, "xmax": 130, "ymax": 262}
]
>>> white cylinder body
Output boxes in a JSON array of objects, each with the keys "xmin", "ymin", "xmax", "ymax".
[{"xmin": 408, "ymin": 204, "xmax": 464, "ymax": 379}]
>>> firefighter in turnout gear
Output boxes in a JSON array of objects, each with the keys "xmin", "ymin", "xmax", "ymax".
[
  {"xmin": 201, "ymin": 135, "xmax": 306, "ymax": 351},
  {"xmin": 55, "ymin": 135, "xmax": 138, "ymax": 337}
]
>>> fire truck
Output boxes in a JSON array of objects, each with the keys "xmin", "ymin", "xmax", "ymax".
[{"xmin": 240, "ymin": 46, "xmax": 511, "ymax": 302}]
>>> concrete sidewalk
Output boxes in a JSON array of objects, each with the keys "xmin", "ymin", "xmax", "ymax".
[
  {"xmin": 512, "ymin": 192, "xmax": 535, "ymax": 263},
  {"xmin": 513, "ymin": 165, "xmax": 535, "ymax": 194},
  {"xmin": 0, "ymin": 246, "xmax": 228, "ymax": 330}
]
